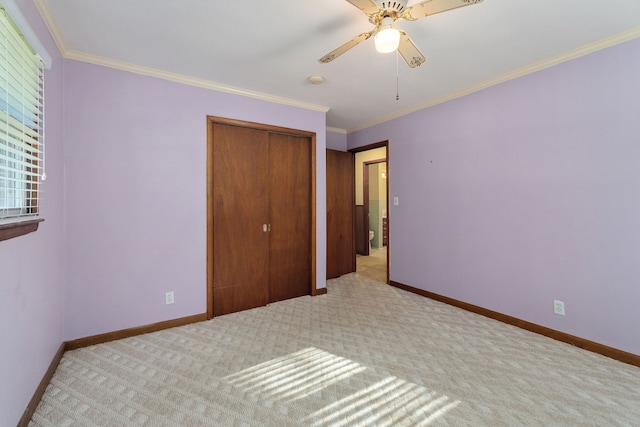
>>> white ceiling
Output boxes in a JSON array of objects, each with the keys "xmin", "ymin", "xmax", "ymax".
[{"xmin": 35, "ymin": 0, "xmax": 640, "ymax": 132}]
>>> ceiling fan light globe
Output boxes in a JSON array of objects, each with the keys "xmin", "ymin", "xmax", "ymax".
[{"xmin": 375, "ymin": 27, "xmax": 400, "ymax": 53}]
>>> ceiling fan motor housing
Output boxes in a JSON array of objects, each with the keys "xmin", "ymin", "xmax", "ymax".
[{"xmin": 373, "ymin": 0, "xmax": 408, "ymax": 14}]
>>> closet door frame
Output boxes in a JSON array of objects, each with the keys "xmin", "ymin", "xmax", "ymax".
[{"xmin": 206, "ymin": 116, "xmax": 317, "ymax": 319}]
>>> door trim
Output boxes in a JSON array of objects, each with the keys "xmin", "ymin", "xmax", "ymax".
[
  {"xmin": 350, "ymin": 141, "xmax": 389, "ymax": 284},
  {"xmin": 206, "ymin": 116, "xmax": 317, "ymax": 319},
  {"xmin": 363, "ymin": 158, "xmax": 385, "ymax": 256}
]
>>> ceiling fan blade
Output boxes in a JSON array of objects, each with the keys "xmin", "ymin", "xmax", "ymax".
[
  {"xmin": 346, "ymin": 0, "xmax": 380, "ymax": 16},
  {"xmin": 401, "ymin": 0, "xmax": 483, "ymax": 21},
  {"xmin": 318, "ymin": 31, "xmax": 374, "ymax": 64},
  {"xmin": 397, "ymin": 32, "xmax": 426, "ymax": 68}
]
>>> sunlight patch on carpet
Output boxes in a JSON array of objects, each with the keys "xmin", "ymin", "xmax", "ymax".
[
  {"xmin": 225, "ymin": 347, "xmax": 460, "ymax": 425},
  {"xmin": 225, "ymin": 347, "xmax": 366, "ymax": 401}
]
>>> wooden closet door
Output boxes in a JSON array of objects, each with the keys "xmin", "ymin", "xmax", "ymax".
[
  {"xmin": 268, "ymin": 133, "xmax": 311, "ymax": 302},
  {"xmin": 212, "ymin": 124, "xmax": 269, "ymax": 316},
  {"xmin": 326, "ymin": 149, "xmax": 355, "ymax": 279}
]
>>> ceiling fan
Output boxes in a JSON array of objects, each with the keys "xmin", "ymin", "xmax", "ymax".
[{"xmin": 319, "ymin": 0, "xmax": 483, "ymax": 68}]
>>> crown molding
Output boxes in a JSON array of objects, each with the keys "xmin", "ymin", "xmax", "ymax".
[
  {"xmin": 348, "ymin": 27, "xmax": 640, "ymax": 133},
  {"xmin": 33, "ymin": 0, "xmax": 329, "ymax": 114},
  {"xmin": 33, "ymin": 0, "xmax": 66, "ymax": 55},
  {"xmin": 65, "ymin": 50, "xmax": 331, "ymax": 113},
  {"xmin": 326, "ymin": 127, "xmax": 347, "ymax": 134},
  {"xmin": 32, "ymin": 0, "xmax": 639, "ymax": 131}
]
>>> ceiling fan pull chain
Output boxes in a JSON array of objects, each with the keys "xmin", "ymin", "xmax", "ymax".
[{"xmin": 396, "ymin": 49, "xmax": 400, "ymax": 101}]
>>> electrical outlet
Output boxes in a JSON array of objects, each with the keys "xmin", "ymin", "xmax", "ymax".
[
  {"xmin": 553, "ymin": 299, "xmax": 565, "ymax": 316},
  {"xmin": 165, "ymin": 291, "xmax": 174, "ymax": 305}
]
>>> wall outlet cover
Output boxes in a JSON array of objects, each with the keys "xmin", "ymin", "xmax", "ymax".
[
  {"xmin": 553, "ymin": 299, "xmax": 565, "ymax": 316},
  {"xmin": 165, "ymin": 291, "xmax": 174, "ymax": 305}
]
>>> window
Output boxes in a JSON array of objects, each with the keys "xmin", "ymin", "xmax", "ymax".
[{"xmin": 0, "ymin": 2, "xmax": 46, "ymax": 240}]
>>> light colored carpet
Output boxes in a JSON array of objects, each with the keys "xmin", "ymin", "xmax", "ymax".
[
  {"xmin": 356, "ymin": 247, "xmax": 387, "ymax": 283},
  {"xmin": 31, "ymin": 273, "xmax": 640, "ymax": 426}
]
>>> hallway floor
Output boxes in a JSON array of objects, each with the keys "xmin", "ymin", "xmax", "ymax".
[{"xmin": 356, "ymin": 246, "xmax": 387, "ymax": 283}]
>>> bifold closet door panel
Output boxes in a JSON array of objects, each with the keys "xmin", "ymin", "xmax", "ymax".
[
  {"xmin": 268, "ymin": 133, "xmax": 311, "ymax": 302},
  {"xmin": 212, "ymin": 124, "xmax": 270, "ymax": 316}
]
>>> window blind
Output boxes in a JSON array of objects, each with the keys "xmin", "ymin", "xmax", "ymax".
[{"xmin": 0, "ymin": 4, "xmax": 45, "ymax": 221}]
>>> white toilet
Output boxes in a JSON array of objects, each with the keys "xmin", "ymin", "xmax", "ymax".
[{"xmin": 369, "ymin": 230, "xmax": 374, "ymax": 253}]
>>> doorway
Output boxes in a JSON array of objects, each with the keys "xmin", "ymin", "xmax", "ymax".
[{"xmin": 350, "ymin": 142, "xmax": 389, "ymax": 283}]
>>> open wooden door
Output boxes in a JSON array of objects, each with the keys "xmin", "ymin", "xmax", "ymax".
[{"xmin": 326, "ymin": 149, "xmax": 355, "ymax": 279}]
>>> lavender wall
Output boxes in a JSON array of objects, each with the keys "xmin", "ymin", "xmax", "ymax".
[
  {"xmin": 0, "ymin": 1, "xmax": 65, "ymax": 425},
  {"xmin": 63, "ymin": 61, "xmax": 326, "ymax": 341},
  {"xmin": 349, "ymin": 38, "xmax": 640, "ymax": 356},
  {"xmin": 327, "ymin": 130, "xmax": 348, "ymax": 151}
]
